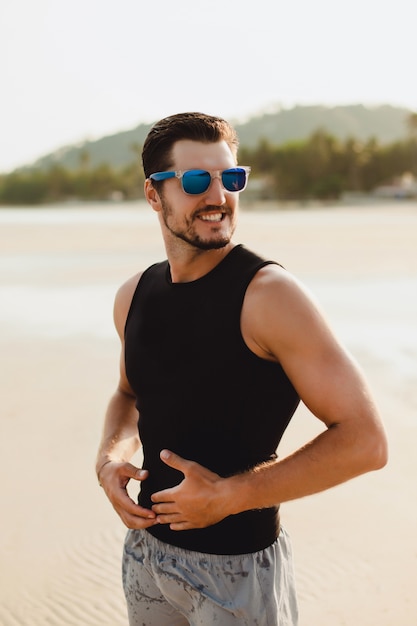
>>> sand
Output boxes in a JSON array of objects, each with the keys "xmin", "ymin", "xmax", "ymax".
[{"xmin": 0, "ymin": 200, "xmax": 416, "ymax": 625}]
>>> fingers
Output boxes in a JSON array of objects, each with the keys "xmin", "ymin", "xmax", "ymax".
[
  {"xmin": 169, "ymin": 521, "xmax": 192, "ymax": 531},
  {"xmin": 124, "ymin": 463, "xmax": 149, "ymax": 482},
  {"xmin": 148, "ymin": 504, "xmax": 191, "ymax": 530},
  {"xmin": 116, "ymin": 488, "xmax": 153, "ymax": 515},
  {"xmin": 98, "ymin": 460, "xmax": 149, "ymax": 490},
  {"xmin": 160, "ymin": 449, "xmax": 193, "ymax": 473},
  {"xmin": 118, "ymin": 504, "xmax": 158, "ymax": 529},
  {"xmin": 112, "ymin": 488, "xmax": 158, "ymax": 529},
  {"xmin": 151, "ymin": 488, "xmax": 174, "ymax": 504},
  {"xmin": 150, "ymin": 451, "xmax": 192, "ymax": 504},
  {"xmin": 151, "ymin": 501, "xmax": 174, "ymax": 514},
  {"xmin": 100, "ymin": 461, "xmax": 157, "ymax": 529}
]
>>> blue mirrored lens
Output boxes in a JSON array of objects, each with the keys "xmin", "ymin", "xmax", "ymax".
[
  {"xmin": 222, "ymin": 168, "xmax": 246, "ymax": 192},
  {"xmin": 182, "ymin": 170, "xmax": 211, "ymax": 194}
]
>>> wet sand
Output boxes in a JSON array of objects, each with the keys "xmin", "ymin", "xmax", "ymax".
[{"xmin": 0, "ymin": 201, "xmax": 416, "ymax": 625}]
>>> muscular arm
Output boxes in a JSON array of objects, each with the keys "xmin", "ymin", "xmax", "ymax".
[
  {"xmin": 96, "ymin": 273, "xmax": 157, "ymax": 529},
  {"xmin": 151, "ymin": 266, "xmax": 388, "ymax": 529},
  {"xmin": 229, "ymin": 265, "xmax": 388, "ymax": 508}
]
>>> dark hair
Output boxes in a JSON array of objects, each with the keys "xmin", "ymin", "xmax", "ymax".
[{"xmin": 142, "ymin": 112, "xmax": 239, "ymax": 182}]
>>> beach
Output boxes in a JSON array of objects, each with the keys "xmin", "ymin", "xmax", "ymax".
[{"xmin": 0, "ymin": 201, "xmax": 416, "ymax": 625}]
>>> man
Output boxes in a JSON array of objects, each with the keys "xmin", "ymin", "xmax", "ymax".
[{"xmin": 96, "ymin": 112, "xmax": 387, "ymax": 625}]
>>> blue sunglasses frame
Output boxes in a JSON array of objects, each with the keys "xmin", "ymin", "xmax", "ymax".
[{"xmin": 149, "ymin": 166, "xmax": 251, "ymax": 195}]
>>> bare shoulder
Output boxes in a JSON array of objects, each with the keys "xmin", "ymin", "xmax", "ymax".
[
  {"xmin": 242, "ymin": 263, "xmax": 332, "ymax": 359},
  {"xmin": 113, "ymin": 271, "xmax": 143, "ymax": 339},
  {"xmin": 242, "ymin": 264, "xmax": 369, "ymax": 418},
  {"xmin": 246, "ymin": 262, "xmax": 317, "ymax": 305},
  {"xmin": 246, "ymin": 262, "xmax": 306, "ymax": 297}
]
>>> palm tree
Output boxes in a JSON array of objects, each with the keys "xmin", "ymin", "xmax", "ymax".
[
  {"xmin": 406, "ymin": 112, "xmax": 417, "ymax": 176},
  {"xmin": 78, "ymin": 149, "xmax": 91, "ymax": 171}
]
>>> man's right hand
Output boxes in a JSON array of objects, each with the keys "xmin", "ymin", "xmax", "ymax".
[{"xmin": 98, "ymin": 461, "xmax": 158, "ymax": 529}]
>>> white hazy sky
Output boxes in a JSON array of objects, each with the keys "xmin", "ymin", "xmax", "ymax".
[{"xmin": 1, "ymin": 0, "xmax": 416, "ymax": 172}]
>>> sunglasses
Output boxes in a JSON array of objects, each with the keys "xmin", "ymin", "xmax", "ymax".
[{"xmin": 149, "ymin": 166, "xmax": 251, "ymax": 195}]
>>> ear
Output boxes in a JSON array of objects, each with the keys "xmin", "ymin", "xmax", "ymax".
[{"xmin": 144, "ymin": 179, "xmax": 162, "ymax": 213}]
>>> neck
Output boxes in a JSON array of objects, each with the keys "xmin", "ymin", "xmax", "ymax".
[{"xmin": 165, "ymin": 241, "xmax": 235, "ymax": 283}]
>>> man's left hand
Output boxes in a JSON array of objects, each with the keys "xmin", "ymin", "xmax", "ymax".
[{"xmin": 150, "ymin": 450, "xmax": 230, "ymax": 530}]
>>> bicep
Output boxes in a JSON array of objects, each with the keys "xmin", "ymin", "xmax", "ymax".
[{"xmin": 246, "ymin": 268, "xmax": 379, "ymax": 429}]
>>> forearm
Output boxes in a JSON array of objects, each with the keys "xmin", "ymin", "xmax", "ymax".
[
  {"xmin": 225, "ymin": 421, "xmax": 387, "ymax": 515},
  {"xmin": 96, "ymin": 388, "xmax": 140, "ymax": 476},
  {"xmin": 96, "ymin": 388, "xmax": 158, "ymax": 529}
]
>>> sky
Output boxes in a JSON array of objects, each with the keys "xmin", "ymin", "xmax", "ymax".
[{"xmin": 1, "ymin": 0, "xmax": 416, "ymax": 172}]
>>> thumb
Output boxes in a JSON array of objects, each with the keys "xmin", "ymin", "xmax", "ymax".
[
  {"xmin": 160, "ymin": 449, "xmax": 191, "ymax": 474},
  {"xmin": 125, "ymin": 462, "xmax": 149, "ymax": 482}
]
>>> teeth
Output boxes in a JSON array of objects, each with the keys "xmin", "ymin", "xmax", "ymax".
[{"xmin": 200, "ymin": 213, "xmax": 223, "ymax": 222}]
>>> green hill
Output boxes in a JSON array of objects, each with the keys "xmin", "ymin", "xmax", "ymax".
[
  {"xmin": 27, "ymin": 104, "xmax": 413, "ymax": 171},
  {"xmin": 235, "ymin": 104, "xmax": 412, "ymax": 147}
]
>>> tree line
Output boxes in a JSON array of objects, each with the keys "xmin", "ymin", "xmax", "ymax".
[
  {"xmin": 1, "ymin": 128, "xmax": 416, "ymax": 205},
  {"xmin": 239, "ymin": 130, "xmax": 417, "ymax": 200},
  {"xmin": 0, "ymin": 160, "xmax": 145, "ymax": 205}
]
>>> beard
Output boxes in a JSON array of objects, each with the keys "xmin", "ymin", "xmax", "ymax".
[{"xmin": 160, "ymin": 197, "xmax": 236, "ymax": 251}]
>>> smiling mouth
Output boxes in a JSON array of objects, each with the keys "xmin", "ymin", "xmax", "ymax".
[{"xmin": 198, "ymin": 212, "xmax": 225, "ymax": 222}]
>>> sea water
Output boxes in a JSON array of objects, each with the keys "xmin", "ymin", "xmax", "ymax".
[{"xmin": 0, "ymin": 203, "xmax": 416, "ymax": 385}]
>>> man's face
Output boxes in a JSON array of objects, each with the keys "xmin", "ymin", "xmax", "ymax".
[{"xmin": 153, "ymin": 139, "xmax": 240, "ymax": 251}]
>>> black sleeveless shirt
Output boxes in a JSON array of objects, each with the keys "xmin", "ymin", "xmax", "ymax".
[{"xmin": 124, "ymin": 245, "xmax": 300, "ymax": 554}]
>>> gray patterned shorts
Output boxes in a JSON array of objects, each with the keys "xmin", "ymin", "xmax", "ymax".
[{"xmin": 122, "ymin": 527, "xmax": 298, "ymax": 625}]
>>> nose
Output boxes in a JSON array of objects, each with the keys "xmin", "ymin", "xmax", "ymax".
[{"xmin": 204, "ymin": 174, "xmax": 227, "ymax": 206}]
